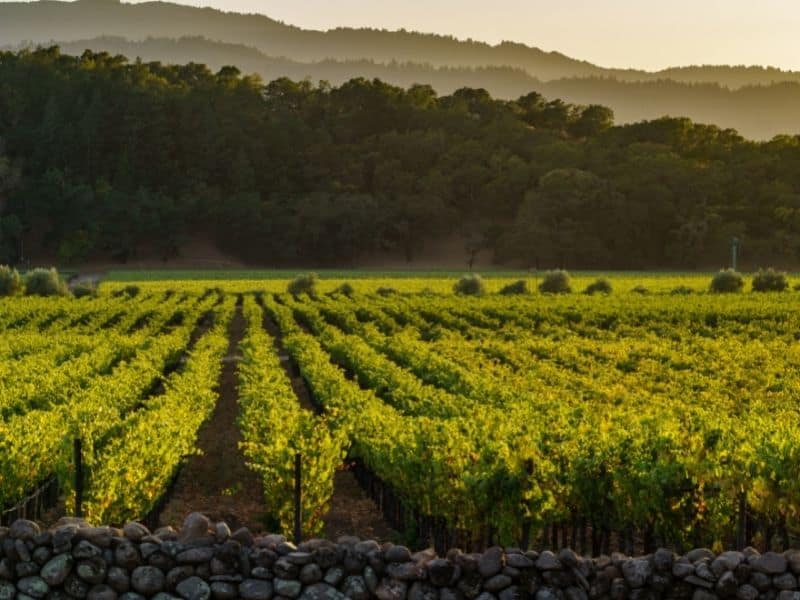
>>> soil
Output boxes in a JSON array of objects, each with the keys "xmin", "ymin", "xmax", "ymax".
[{"xmin": 157, "ymin": 305, "xmax": 268, "ymax": 533}]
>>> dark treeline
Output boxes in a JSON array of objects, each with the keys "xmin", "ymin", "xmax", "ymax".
[{"xmin": 1, "ymin": 47, "xmax": 800, "ymax": 268}]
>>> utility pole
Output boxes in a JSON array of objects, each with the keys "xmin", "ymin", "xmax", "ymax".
[{"xmin": 731, "ymin": 237, "xmax": 740, "ymax": 271}]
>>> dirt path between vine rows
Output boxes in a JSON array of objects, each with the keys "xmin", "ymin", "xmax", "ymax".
[
  {"xmin": 262, "ymin": 307, "xmax": 398, "ymax": 543},
  {"xmin": 158, "ymin": 304, "xmax": 268, "ymax": 532}
]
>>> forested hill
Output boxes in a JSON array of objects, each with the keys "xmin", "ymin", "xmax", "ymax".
[
  {"xmin": 1, "ymin": 47, "xmax": 800, "ymax": 269},
  {"xmin": 38, "ymin": 35, "xmax": 800, "ymax": 141}
]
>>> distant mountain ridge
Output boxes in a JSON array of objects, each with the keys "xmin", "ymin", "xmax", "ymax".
[{"xmin": 2, "ymin": 0, "xmax": 800, "ymax": 139}]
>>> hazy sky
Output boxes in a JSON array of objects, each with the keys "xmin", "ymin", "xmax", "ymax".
[{"xmin": 4, "ymin": 0, "xmax": 800, "ymax": 70}]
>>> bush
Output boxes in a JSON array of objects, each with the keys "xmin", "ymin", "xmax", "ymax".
[
  {"xmin": 287, "ymin": 273, "xmax": 318, "ymax": 296},
  {"xmin": 113, "ymin": 284, "xmax": 141, "ymax": 298},
  {"xmin": 0, "ymin": 265, "xmax": 23, "ymax": 296},
  {"xmin": 631, "ymin": 285, "xmax": 650, "ymax": 295},
  {"xmin": 584, "ymin": 278, "xmax": 612, "ymax": 295},
  {"xmin": 499, "ymin": 279, "xmax": 530, "ymax": 295},
  {"xmin": 538, "ymin": 270, "xmax": 571, "ymax": 294},
  {"xmin": 24, "ymin": 267, "xmax": 69, "ymax": 297},
  {"xmin": 454, "ymin": 274, "xmax": 486, "ymax": 296},
  {"xmin": 72, "ymin": 283, "xmax": 98, "ymax": 298},
  {"xmin": 710, "ymin": 269, "xmax": 744, "ymax": 294},
  {"xmin": 670, "ymin": 285, "xmax": 694, "ymax": 296},
  {"xmin": 334, "ymin": 282, "xmax": 355, "ymax": 297},
  {"xmin": 752, "ymin": 268, "xmax": 789, "ymax": 292},
  {"xmin": 376, "ymin": 286, "xmax": 398, "ymax": 297}
]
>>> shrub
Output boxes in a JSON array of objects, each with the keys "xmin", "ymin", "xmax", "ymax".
[
  {"xmin": 670, "ymin": 285, "xmax": 694, "ymax": 296},
  {"xmin": 752, "ymin": 268, "xmax": 789, "ymax": 292},
  {"xmin": 631, "ymin": 285, "xmax": 650, "ymax": 295},
  {"xmin": 288, "ymin": 273, "xmax": 318, "ymax": 296},
  {"xmin": 335, "ymin": 282, "xmax": 355, "ymax": 297},
  {"xmin": 499, "ymin": 279, "xmax": 530, "ymax": 295},
  {"xmin": 376, "ymin": 286, "xmax": 398, "ymax": 297},
  {"xmin": 0, "ymin": 265, "xmax": 23, "ymax": 296},
  {"xmin": 24, "ymin": 268, "xmax": 69, "ymax": 297},
  {"xmin": 538, "ymin": 270, "xmax": 571, "ymax": 294},
  {"xmin": 710, "ymin": 269, "xmax": 744, "ymax": 294},
  {"xmin": 72, "ymin": 283, "xmax": 97, "ymax": 299},
  {"xmin": 454, "ymin": 274, "xmax": 486, "ymax": 296},
  {"xmin": 113, "ymin": 284, "xmax": 141, "ymax": 298},
  {"xmin": 584, "ymin": 278, "xmax": 612, "ymax": 295}
]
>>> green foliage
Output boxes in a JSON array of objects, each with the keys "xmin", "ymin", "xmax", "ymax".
[
  {"xmin": 499, "ymin": 279, "xmax": 530, "ymax": 295},
  {"xmin": 710, "ymin": 269, "xmax": 744, "ymax": 294},
  {"xmin": 376, "ymin": 286, "xmax": 398, "ymax": 297},
  {"xmin": 0, "ymin": 265, "xmax": 23, "ymax": 296},
  {"xmin": 24, "ymin": 268, "xmax": 69, "ymax": 297},
  {"xmin": 539, "ymin": 270, "xmax": 572, "ymax": 294},
  {"xmin": 113, "ymin": 285, "xmax": 141, "ymax": 298},
  {"xmin": 454, "ymin": 274, "xmax": 486, "ymax": 296},
  {"xmin": 288, "ymin": 273, "xmax": 318, "ymax": 296},
  {"xmin": 631, "ymin": 285, "xmax": 650, "ymax": 295},
  {"xmin": 670, "ymin": 285, "xmax": 694, "ymax": 296},
  {"xmin": 751, "ymin": 268, "xmax": 789, "ymax": 292},
  {"xmin": 334, "ymin": 282, "xmax": 355, "ymax": 297},
  {"xmin": 584, "ymin": 278, "xmax": 612, "ymax": 295},
  {"xmin": 72, "ymin": 283, "xmax": 97, "ymax": 298}
]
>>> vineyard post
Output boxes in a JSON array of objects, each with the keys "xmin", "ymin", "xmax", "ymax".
[
  {"xmin": 293, "ymin": 452, "xmax": 302, "ymax": 543},
  {"xmin": 74, "ymin": 438, "xmax": 83, "ymax": 518}
]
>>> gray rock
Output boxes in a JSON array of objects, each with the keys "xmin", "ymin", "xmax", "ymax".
[
  {"xmin": 176, "ymin": 576, "xmax": 211, "ymax": 600},
  {"xmin": 324, "ymin": 567, "xmax": 345, "ymax": 587},
  {"xmin": 215, "ymin": 523, "xmax": 231, "ymax": 543},
  {"xmin": 88, "ymin": 584, "xmax": 118, "ymax": 600},
  {"xmin": 16, "ymin": 539, "xmax": 31, "ymax": 562},
  {"xmin": 753, "ymin": 553, "xmax": 787, "ymax": 575},
  {"xmin": 287, "ymin": 552, "xmax": 313, "ymax": 566},
  {"xmin": 684, "ymin": 575, "xmax": 713, "ymax": 589},
  {"xmin": 65, "ymin": 573, "xmax": 91, "ymax": 598},
  {"xmin": 32, "ymin": 546, "xmax": 51, "ymax": 566},
  {"xmin": 376, "ymin": 579, "xmax": 408, "ymax": 600},
  {"xmin": 749, "ymin": 571, "xmax": 772, "ymax": 591},
  {"xmin": 274, "ymin": 579, "xmax": 302, "ymax": 599},
  {"xmin": 41, "ymin": 553, "xmax": 74, "ymax": 586},
  {"xmin": 687, "ymin": 550, "xmax": 714, "ymax": 564},
  {"xmin": 564, "ymin": 587, "xmax": 587, "ymax": 600},
  {"xmin": 17, "ymin": 561, "xmax": 40, "ymax": 578},
  {"xmin": 107, "ymin": 566, "xmax": 131, "ymax": 593},
  {"xmin": 364, "ymin": 566, "xmax": 379, "ymax": 594},
  {"xmin": 0, "ymin": 558, "xmax": 12, "ymax": 579},
  {"xmin": 300, "ymin": 563, "xmax": 322, "ymax": 585},
  {"xmin": 440, "ymin": 587, "xmax": 464, "ymax": 600},
  {"xmin": 692, "ymin": 591, "xmax": 717, "ymax": 600},
  {"xmin": 788, "ymin": 552, "xmax": 800, "ymax": 576},
  {"xmin": 385, "ymin": 546, "xmax": 412, "ymax": 564},
  {"xmin": 428, "ymin": 559, "xmax": 455, "ymax": 587},
  {"xmin": 484, "ymin": 575, "xmax": 512, "ymax": 593},
  {"xmin": 457, "ymin": 572, "xmax": 483, "ymax": 599},
  {"xmin": 210, "ymin": 581, "xmax": 238, "ymax": 600},
  {"xmin": 123, "ymin": 522, "xmax": 150, "ymax": 542},
  {"xmin": 180, "ymin": 514, "xmax": 212, "ymax": 545},
  {"xmin": 277, "ymin": 542, "xmax": 298, "ymax": 556},
  {"xmin": 536, "ymin": 587, "xmax": 561, "ymax": 600},
  {"xmin": 232, "ymin": 528, "xmax": 254, "ymax": 548},
  {"xmin": 177, "ymin": 548, "xmax": 215, "ymax": 564},
  {"xmin": 777, "ymin": 592, "xmax": 800, "ymax": 600},
  {"xmin": 653, "ymin": 550, "xmax": 673, "ymax": 573},
  {"xmin": 9, "ymin": 520, "xmax": 40, "ymax": 541},
  {"xmin": 167, "ymin": 566, "xmax": 196, "ymax": 589},
  {"xmin": 77, "ymin": 557, "xmax": 107, "ymax": 585},
  {"xmin": 299, "ymin": 583, "xmax": 347, "ymax": 600},
  {"xmin": 474, "ymin": 593, "xmax": 496, "ymax": 600},
  {"xmin": 250, "ymin": 567, "xmax": 272, "ymax": 580},
  {"xmin": 239, "ymin": 579, "xmax": 273, "ymax": 600},
  {"xmin": 152, "ymin": 594, "xmax": 180, "ymax": 600},
  {"xmin": 78, "ymin": 527, "xmax": 113, "ymax": 549},
  {"xmin": 498, "ymin": 586, "xmax": 520, "ymax": 600},
  {"xmin": 0, "ymin": 582, "xmax": 14, "ymax": 600},
  {"xmin": 342, "ymin": 575, "xmax": 370, "ymax": 600},
  {"xmin": 774, "ymin": 572, "xmax": 798, "ymax": 590},
  {"xmin": 716, "ymin": 571, "xmax": 737, "ymax": 597},
  {"xmin": 114, "ymin": 542, "xmax": 141, "ymax": 569},
  {"xmin": 479, "ymin": 547, "xmax": 504, "ymax": 578},
  {"xmin": 274, "ymin": 558, "xmax": 299, "ymax": 579},
  {"xmin": 506, "ymin": 554, "xmax": 533, "ymax": 570},
  {"xmin": 694, "ymin": 563, "xmax": 716, "ymax": 583},
  {"xmin": 609, "ymin": 578, "xmax": 626, "ymax": 600},
  {"xmin": 673, "ymin": 561, "xmax": 694, "ymax": 578},
  {"xmin": 386, "ymin": 562, "xmax": 424, "ymax": 581},
  {"xmin": 119, "ymin": 594, "xmax": 147, "ymax": 600},
  {"xmin": 736, "ymin": 584, "xmax": 758, "ymax": 600},
  {"xmin": 74, "ymin": 541, "xmax": 103, "ymax": 560},
  {"xmin": 409, "ymin": 582, "xmax": 439, "ymax": 600},
  {"xmin": 622, "ymin": 559, "xmax": 651, "ymax": 589},
  {"xmin": 558, "ymin": 550, "xmax": 579, "ymax": 569},
  {"xmin": 17, "ymin": 576, "xmax": 49, "ymax": 598},
  {"xmin": 132, "ymin": 566, "xmax": 167, "ymax": 595},
  {"xmin": 536, "ymin": 552, "xmax": 562, "ymax": 572}
]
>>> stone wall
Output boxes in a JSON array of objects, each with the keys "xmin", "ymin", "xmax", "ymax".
[{"xmin": 1, "ymin": 513, "xmax": 799, "ymax": 600}]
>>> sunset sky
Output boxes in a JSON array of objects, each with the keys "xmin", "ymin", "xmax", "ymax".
[{"xmin": 106, "ymin": 0, "xmax": 800, "ymax": 71}]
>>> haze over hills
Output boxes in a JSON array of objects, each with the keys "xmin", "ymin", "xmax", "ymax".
[{"xmin": 2, "ymin": 0, "xmax": 800, "ymax": 138}]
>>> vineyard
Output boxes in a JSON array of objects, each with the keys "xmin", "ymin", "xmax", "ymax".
[{"xmin": 2, "ymin": 274, "xmax": 800, "ymax": 555}]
